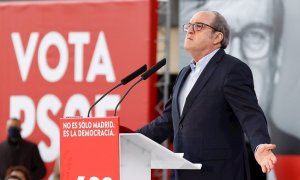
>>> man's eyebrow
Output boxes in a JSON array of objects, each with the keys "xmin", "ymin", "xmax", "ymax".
[{"xmin": 192, "ymin": 22, "xmax": 205, "ymax": 25}]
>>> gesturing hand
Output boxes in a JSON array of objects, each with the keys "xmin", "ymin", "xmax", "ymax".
[{"xmin": 254, "ymin": 144, "xmax": 277, "ymax": 173}]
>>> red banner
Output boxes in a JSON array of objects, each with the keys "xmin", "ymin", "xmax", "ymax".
[
  {"xmin": 275, "ymin": 155, "xmax": 300, "ymax": 180},
  {"xmin": 0, "ymin": 0, "xmax": 157, "ymax": 179},
  {"xmin": 60, "ymin": 117, "xmax": 119, "ymax": 180}
]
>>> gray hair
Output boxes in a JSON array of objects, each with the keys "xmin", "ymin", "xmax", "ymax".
[{"xmin": 211, "ymin": 11, "xmax": 230, "ymax": 49}]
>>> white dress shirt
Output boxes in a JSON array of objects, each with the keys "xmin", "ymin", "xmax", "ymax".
[{"xmin": 179, "ymin": 48, "xmax": 219, "ymax": 115}]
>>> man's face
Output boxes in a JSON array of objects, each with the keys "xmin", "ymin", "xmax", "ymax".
[
  {"xmin": 6, "ymin": 119, "xmax": 21, "ymax": 131},
  {"xmin": 183, "ymin": 11, "xmax": 218, "ymax": 60},
  {"xmin": 202, "ymin": 0, "xmax": 276, "ymax": 110},
  {"xmin": 6, "ymin": 119, "xmax": 22, "ymax": 141}
]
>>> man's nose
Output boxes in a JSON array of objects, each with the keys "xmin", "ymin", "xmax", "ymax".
[{"xmin": 187, "ymin": 25, "xmax": 194, "ymax": 34}]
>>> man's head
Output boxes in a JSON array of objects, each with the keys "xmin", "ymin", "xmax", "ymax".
[
  {"xmin": 6, "ymin": 118, "xmax": 22, "ymax": 142},
  {"xmin": 5, "ymin": 166, "xmax": 31, "ymax": 180},
  {"xmin": 183, "ymin": 11, "xmax": 229, "ymax": 61},
  {"xmin": 199, "ymin": 0, "xmax": 284, "ymax": 111}
]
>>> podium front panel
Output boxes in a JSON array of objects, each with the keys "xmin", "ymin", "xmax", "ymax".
[{"xmin": 60, "ymin": 117, "xmax": 119, "ymax": 180}]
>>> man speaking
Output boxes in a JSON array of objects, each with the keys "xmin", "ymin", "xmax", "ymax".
[{"xmin": 137, "ymin": 11, "xmax": 276, "ymax": 180}]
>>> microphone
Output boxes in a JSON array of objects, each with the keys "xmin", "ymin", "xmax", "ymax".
[
  {"xmin": 87, "ymin": 64, "xmax": 147, "ymax": 117},
  {"xmin": 141, "ymin": 58, "xmax": 166, "ymax": 80},
  {"xmin": 114, "ymin": 58, "xmax": 166, "ymax": 116}
]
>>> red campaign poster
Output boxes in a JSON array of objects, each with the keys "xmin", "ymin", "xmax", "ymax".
[
  {"xmin": 0, "ymin": 0, "xmax": 157, "ymax": 179},
  {"xmin": 60, "ymin": 117, "xmax": 119, "ymax": 180},
  {"xmin": 275, "ymin": 155, "xmax": 300, "ymax": 180}
]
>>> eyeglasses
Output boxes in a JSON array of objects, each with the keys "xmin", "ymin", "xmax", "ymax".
[
  {"xmin": 227, "ymin": 24, "xmax": 273, "ymax": 60},
  {"xmin": 183, "ymin": 22, "xmax": 219, "ymax": 32}
]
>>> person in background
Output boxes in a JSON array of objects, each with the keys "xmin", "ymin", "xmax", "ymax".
[
  {"xmin": 4, "ymin": 166, "xmax": 31, "ymax": 180},
  {"xmin": 138, "ymin": 10, "xmax": 276, "ymax": 180},
  {"xmin": 0, "ymin": 118, "xmax": 46, "ymax": 180}
]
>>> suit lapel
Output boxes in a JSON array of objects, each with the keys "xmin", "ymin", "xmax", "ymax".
[
  {"xmin": 173, "ymin": 66, "xmax": 191, "ymax": 119},
  {"xmin": 180, "ymin": 49, "xmax": 225, "ymax": 121}
]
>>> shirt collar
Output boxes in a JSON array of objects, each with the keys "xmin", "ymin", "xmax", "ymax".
[{"xmin": 189, "ymin": 48, "xmax": 220, "ymax": 72}]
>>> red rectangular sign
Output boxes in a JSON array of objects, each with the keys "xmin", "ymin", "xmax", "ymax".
[
  {"xmin": 0, "ymin": 0, "xmax": 157, "ymax": 179},
  {"xmin": 60, "ymin": 117, "xmax": 119, "ymax": 180}
]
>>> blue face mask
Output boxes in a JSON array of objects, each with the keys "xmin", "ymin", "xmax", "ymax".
[{"xmin": 8, "ymin": 127, "xmax": 21, "ymax": 138}]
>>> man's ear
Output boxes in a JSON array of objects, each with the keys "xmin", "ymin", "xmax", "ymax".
[{"xmin": 213, "ymin": 32, "xmax": 223, "ymax": 45}]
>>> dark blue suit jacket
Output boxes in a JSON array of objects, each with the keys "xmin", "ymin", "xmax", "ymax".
[{"xmin": 138, "ymin": 49, "xmax": 270, "ymax": 180}]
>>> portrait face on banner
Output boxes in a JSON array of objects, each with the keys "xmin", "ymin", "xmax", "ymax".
[
  {"xmin": 181, "ymin": 0, "xmax": 284, "ymax": 112},
  {"xmin": 179, "ymin": 0, "xmax": 300, "ymax": 179}
]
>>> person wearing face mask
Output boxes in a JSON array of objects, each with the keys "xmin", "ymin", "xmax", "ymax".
[{"xmin": 0, "ymin": 118, "xmax": 46, "ymax": 180}]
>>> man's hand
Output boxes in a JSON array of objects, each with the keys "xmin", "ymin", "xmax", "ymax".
[{"xmin": 254, "ymin": 144, "xmax": 277, "ymax": 173}]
